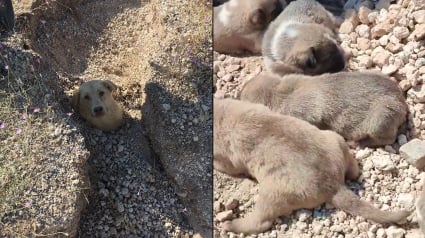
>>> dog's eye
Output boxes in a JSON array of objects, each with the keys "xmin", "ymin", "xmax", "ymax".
[
  {"xmin": 99, "ymin": 91, "xmax": 104, "ymax": 97},
  {"xmin": 84, "ymin": 95, "xmax": 90, "ymax": 100}
]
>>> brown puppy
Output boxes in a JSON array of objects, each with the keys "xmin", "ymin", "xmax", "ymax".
[
  {"xmin": 416, "ymin": 181, "xmax": 425, "ymax": 235},
  {"xmin": 240, "ymin": 72, "xmax": 407, "ymax": 147},
  {"xmin": 72, "ymin": 80, "xmax": 123, "ymax": 131},
  {"xmin": 213, "ymin": 0, "xmax": 287, "ymax": 54},
  {"xmin": 262, "ymin": 0, "xmax": 345, "ymax": 75},
  {"xmin": 214, "ymin": 98, "xmax": 409, "ymax": 234}
]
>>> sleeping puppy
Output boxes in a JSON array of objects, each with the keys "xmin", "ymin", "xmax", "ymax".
[
  {"xmin": 214, "ymin": 0, "xmax": 287, "ymax": 54},
  {"xmin": 240, "ymin": 72, "xmax": 407, "ymax": 147},
  {"xmin": 416, "ymin": 181, "xmax": 425, "ymax": 235},
  {"xmin": 214, "ymin": 98, "xmax": 409, "ymax": 234},
  {"xmin": 262, "ymin": 0, "xmax": 345, "ymax": 75},
  {"xmin": 72, "ymin": 80, "xmax": 123, "ymax": 131}
]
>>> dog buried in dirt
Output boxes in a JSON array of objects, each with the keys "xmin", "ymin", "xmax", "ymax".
[
  {"xmin": 239, "ymin": 71, "xmax": 407, "ymax": 147},
  {"xmin": 262, "ymin": 0, "xmax": 346, "ymax": 76},
  {"xmin": 72, "ymin": 79, "xmax": 123, "ymax": 131},
  {"xmin": 214, "ymin": 0, "xmax": 287, "ymax": 54},
  {"xmin": 214, "ymin": 98, "xmax": 410, "ymax": 234}
]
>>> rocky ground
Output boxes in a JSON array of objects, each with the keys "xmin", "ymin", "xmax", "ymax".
[
  {"xmin": 1, "ymin": 0, "xmax": 211, "ymax": 237},
  {"xmin": 213, "ymin": 0, "xmax": 425, "ymax": 237}
]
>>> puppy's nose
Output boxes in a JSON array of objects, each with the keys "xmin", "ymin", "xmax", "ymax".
[{"xmin": 94, "ymin": 106, "xmax": 103, "ymax": 113}]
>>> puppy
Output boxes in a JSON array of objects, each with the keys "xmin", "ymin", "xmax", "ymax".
[
  {"xmin": 213, "ymin": 0, "xmax": 287, "ymax": 54},
  {"xmin": 240, "ymin": 72, "xmax": 407, "ymax": 147},
  {"xmin": 214, "ymin": 98, "xmax": 409, "ymax": 234},
  {"xmin": 72, "ymin": 80, "xmax": 123, "ymax": 131},
  {"xmin": 262, "ymin": 0, "xmax": 345, "ymax": 75},
  {"xmin": 416, "ymin": 181, "xmax": 425, "ymax": 235}
]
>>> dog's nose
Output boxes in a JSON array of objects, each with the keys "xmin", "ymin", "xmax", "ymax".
[{"xmin": 94, "ymin": 106, "xmax": 103, "ymax": 113}]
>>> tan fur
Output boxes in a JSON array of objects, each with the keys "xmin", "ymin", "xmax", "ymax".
[
  {"xmin": 214, "ymin": 98, "xmax": 409, "ymax": 234},
  {"xmin": 240, "ymin": 72, "xmax": 407, "ymax": 147},
  {"xmin": 213, "ymin": 0, "xmax": 287, "ymax": 54},
  {"xmin": 416, "ymin": 181, "xmax": 425, "ymax": 235},
  {"xmin": 262, "ymin": 0, "xmax": 346, "ymax": 75},
  {"xmin": 72, "ymin": 79, "xmax": 123, "ymax": 131}
]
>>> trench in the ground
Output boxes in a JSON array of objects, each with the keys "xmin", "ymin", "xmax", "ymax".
[{"xmin": 19, "ymin": 0, "xmax": 192, "ymax": 235}]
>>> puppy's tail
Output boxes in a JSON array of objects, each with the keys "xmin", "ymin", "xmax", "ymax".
[{"xmin": 331, "ymin": 186, "xmax": 410, "ymax": 224}]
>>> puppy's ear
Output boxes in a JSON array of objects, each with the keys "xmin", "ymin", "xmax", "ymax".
[
  {"xmin": 71, "ymin": 90, "xmax": 80, "ymax": 111},
  {"xmin": 249, "ymin": 8, "xmax": 268, "ymax": 29},
  {"xmin": 102, "ymin": 80, "xmax": 118, "ymax": 92}
]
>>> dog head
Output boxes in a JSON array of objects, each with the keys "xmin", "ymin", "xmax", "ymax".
[
  {"xmin": 214, "ymin": 0, "xmax": 287, "ymax": 54},
  {"xmin": 71, "ymin": 79, "xmax": 123, "ymax": 130},
  {"xmin": 216, "ymin": 0, "xmax": 286, "ymax": 32},
  {"xmin": 72, "ymin": 79, "xmax": 119, "ymax": 118},
  {"xmin": 268, "ymin": 23, "xmax": 346, "ymax": 75}
]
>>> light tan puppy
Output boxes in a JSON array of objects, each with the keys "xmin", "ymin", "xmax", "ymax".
[
  {"xmin": 416, "ymin": 181, "xmax": 425, "ymax": 235},
  {"xmin": 262, "ymin": 0, "xmax": 345, "ymax": 75},
  {"xmin": 240, "ymin": 72, "xmax": 407, "ymax": 147},
  {"xmin": 72, "ymin": 80, "xmax": 123, "ymax": 131},
  {"xmin": 213, "ymin": 0, "xmax": 287, "ymax": 54},
  {"xmin": 214, "ymin": 98, "xmax": 409, "ymax": 234}
]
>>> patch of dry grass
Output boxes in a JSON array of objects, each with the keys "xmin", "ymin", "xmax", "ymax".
[{"xmin": 0, "ymin": 39, "xmax": 78, "ymax": 237}]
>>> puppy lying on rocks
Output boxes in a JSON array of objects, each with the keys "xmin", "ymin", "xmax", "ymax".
[
  {"xmin": 214, "ymin": 0, "xmax": 287, "ymax": 54},
  {"xmin": 72, "ymin": 79, "xmax": 123, "ymax": 131},
  {"xmin": 240, "ymin": 72, "xmax": 407, "ymax": 147},
  {"xmin": 262, "ymin": 0, "xmax": 345, "ymax": 75},
  {"xmin": 214, "ymin": 98, "xmax": 410, "ymax": 234}
]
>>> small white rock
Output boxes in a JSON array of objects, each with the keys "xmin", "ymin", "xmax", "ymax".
[
  {"xmin": 393, "ymin": 26, "xmax": 410, "ymax": 39},
  {"xmin": 398, "ymin": 193, "xmax": 415, "ymax": 210},
  {"xmin": 371, "ymin": 155, "xmax": 396, "ymax": 171},
  {"xmin": 356, "ymin": 148, "xmax": 373, "ymax": 159},
  {"xmin": 357, "ymin": 24, "xmax": 371, "ymax": 38},
  {"xmin": 376, "ymin": 228, "xmax": 386, "ymax": 238},
  {"xmin": 296, "ymin": 209, "xmax": 312, "ymax": 222},
  {"xmin": 400, "ymin": 139, "xmax": 425, "ymax": 169},
  {"xmin": 382, "ymin": 64, "xmax": 399, "ymax": 75},
  {"xmin": 398, "ymin": 134, "xmax": 408, "ymax": 146},
  {"xmin": 386, "ymin": 226, "xmax": 405, "ymax": 238}
]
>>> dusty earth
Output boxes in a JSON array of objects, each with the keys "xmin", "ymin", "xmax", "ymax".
[
  {"xmin": 214, "ymin": 0, "xmax": 425, "ymax": 237},
  {"xmin": 1, "ymin": 0, "xmax": 212, "ymax": 237}
]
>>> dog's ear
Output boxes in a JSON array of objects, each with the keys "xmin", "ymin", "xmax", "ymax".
[
  {"xmin": 249, "ymin": 8, "xmax": 268, "ymax": 30},
  {"xmin": 71, "ymin": 89, "xmax": 80, "ymax": 111},
  {"xmin": 102, "ymin": 80, "xmax": 118, "ymax": 92}
]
